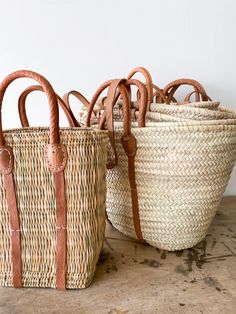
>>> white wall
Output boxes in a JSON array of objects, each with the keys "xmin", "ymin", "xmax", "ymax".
[{"xmin": 0, "ymin": 0, "xmax": 236, "ymax": 194}]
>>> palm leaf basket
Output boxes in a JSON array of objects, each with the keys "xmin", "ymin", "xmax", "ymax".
[
  {"xmin": 0, "ymin": 71, "xmax": 107, "ymax": 289},
  {"xmin": 86, "ymin": 78, "xmax": 236, "ymax": 251}
]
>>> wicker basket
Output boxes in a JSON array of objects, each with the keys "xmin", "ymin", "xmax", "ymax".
[
  {"xmin": 86, "ymin": 79, "xmax": 236, "ymax": 251},
  {"xmin": 0, "ymin": 70, "xmax": 107, "ymax": 289}
]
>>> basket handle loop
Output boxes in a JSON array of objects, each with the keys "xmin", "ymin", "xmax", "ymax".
[
  {"xmin": 86, "ymin": 78, "xmax": 148, "ymax": 168},
  {"xmin": 97, "ymin": 79, "xmax": 147, "ymax": 242},
  {"xmin": 99, "ymin": 79, "xmax": 144, "ymax": 242},
  {"xmin": 163, "ymin": 78, "xmax": 209, "ymax": 104},
  {"xmin": 127, "ymin": 67, "xmax": 154, "ymax": 103},
  {"xmin": 18, "ymin": 85, "xmax": 80, "ymax": 128},
  {"xmin": 183, "ymin": 90, "xmax": 212, "ymax": 103},
  {"xmin": 0, "ymin": 70, "xmax": 60, "ymax": 145}
]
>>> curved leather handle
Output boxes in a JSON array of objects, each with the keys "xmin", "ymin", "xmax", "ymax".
[
  {"xmin": 184, "ymin": 90, "xmax": 212, "ymax": 103},
  {"xmin": 86, "ymin": 80, "xmax": 114, "ymax": 128},
  {"xmin": 63, "ymin": 90, "xmax": 90, "ymax": 109},
  {"xmin": 86, "ymin": 79, "xmax": 118, "ymax": 168},
  {"xmin": 163, "ymin": 78, "xmax": 209, "ymax": 104},
  {"xmin": 99, "ymin": 80, "xmax": 144, "ymax": 241},
  {"xmin": 126, "ymin": 79, "xmax": 148, "ymax": 127},
  {"xmin": 89, "ymin": 79, "xmax": 148, "ymax": 129},
  {"xmin": 18, "ymin": 85, "xmax": 80, "ymax": 128},
  {"xmin": 127, "ymin": 67, "xmax": 153, "ymax": 103},
  {"xmin": 63, "ymin": 90, "xmax": 100, "ymax": 118},
  {"xmin": 0, "ymin": 70, "xmax": 59, "ymax": 145},
  {"xmin": 86, "ymin": 78, "xmax": 147, "ymax": 168},
  {"xmin": 100, "ymin": 79, "xmax": 131, "ymax": 136},
  {"xmin": 152, "ymin": 84, "xmax": 166, "ymax": 103}
]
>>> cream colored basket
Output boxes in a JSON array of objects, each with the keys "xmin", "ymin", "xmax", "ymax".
[
  {"xmin": 0, "ymin": 71, "xmax": 107, "ymax": 289},
  {"xmin": 87, "ymin": 79, "xmax": 236, "ymax": 251}
]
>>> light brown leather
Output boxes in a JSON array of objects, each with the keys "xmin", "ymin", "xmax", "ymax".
[
  {"xmin": 0, "ymin": 70, "xmax": 60, "ymax": 145},
  {"xmin": 86, "ymin": 79, "xmax": 118, "ymax": 169},
  {"xmin": 103, "ymin": 80, "xmax": 145, "ymax": 242},
  {"xmin": 163, "ymin": 79, "xmax": 209, "ymax": 104},
  {"xmin": 0, "ymin": 145, "xmax": 14, "ymax": 174},
  {"xmin": 45, "ymin": 144, "xmax": 68, "ymax": 173},
  {"xmin": 152, "ymin": 84, "xmax": 166, "ymax": 103},
  {"xmin": 63, "ymin": 90, "xmax": 102, "ymax": 120},
  {"xmin": 184, "ymin": 90, "xmax": 212, "ymax": 103},
  {"xmin": 0, "ymin": 145, "xmax": 22, "ymax": 287},
  {"xmin": 63, "ymin": 90, "xmax": 90, "ymax": 110},
  {"xmin": 54, "ymin": 171, "xmax": 67, "ymax": 290},
  {"xmin": 127, "ymin": 67, "xmax": 154, "ymax": 103},
  {"xmin": 18, "ymin": 85, "xmax": 79, "ymax": 127},
  {"xmin": 0, "ymin": 70, "xmax": 69, "ymax": 289},
  {"xmin": 87, "ymin": 79, "xmax": 147, "ymax": 242}
]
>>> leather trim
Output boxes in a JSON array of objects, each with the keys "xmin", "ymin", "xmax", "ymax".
[
  {"xmin": 121, "ymin": 135, "xmax": 143, "ymax": 241},
  {"xmin": 54, "ymin": 171, "xmax": 67, "ymax": 290},
  {"xmin": 45, "ymin": 144, "xmax": 68, "ymax": 289},
  {"xmin": 0, "ymin": 145, "xmax": 14, "ymax": 174},
  {"xmin": 2, "ymin": 147, "xmax": 22, "ymax": 287},
  {"xmin": 45, "ymin": 144, "xmax": 68, "ymax": 173}
]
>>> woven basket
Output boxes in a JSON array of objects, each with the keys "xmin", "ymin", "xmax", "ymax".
[
  {"xmin": 0, "ymin": 71, "xmax": 108, "ymax": 289},
  {"xmin": 86, "ymin": 79, "xmax": 236, "ymax": 251}
]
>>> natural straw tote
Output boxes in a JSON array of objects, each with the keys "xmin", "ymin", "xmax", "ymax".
[
  {"xmin": 86, "ymin": 78, "xmax": 236, "ymax": 251},
  {"xmin": 0, "ymin": 70, "xmax": 108, "ymax": 289}
]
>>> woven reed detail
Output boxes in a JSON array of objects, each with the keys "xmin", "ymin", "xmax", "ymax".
[
  {"xmin": 106, "ymin": 121, "xmax": 236, "ymax": 250},
  {"xmin": 0, "ymin": 127, "xmax": 108, "ymax": 288}
]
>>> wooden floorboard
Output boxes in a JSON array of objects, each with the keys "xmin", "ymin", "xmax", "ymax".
[{"xmin": 0, "ymin": 197, "xmax": 236, "ymax": 314}]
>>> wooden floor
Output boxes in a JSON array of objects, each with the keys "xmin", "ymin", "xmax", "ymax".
[{"xmin": 0, "ymin": 197, "xmax": 236, "ymax": 314}]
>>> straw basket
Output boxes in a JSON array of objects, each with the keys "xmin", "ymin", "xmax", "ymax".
[
  {"xmin": 86, "ymin": 79, "xmax": 236, "ymax": 251},
  {"xmin": 0, "ymin": 70, "xmax": 107, "ymax": 289}
]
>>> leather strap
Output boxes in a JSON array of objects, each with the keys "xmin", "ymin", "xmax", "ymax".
[
  {"xmin": 18, "ymin": 85, "xmax": 79, "ymax": 127},
  {"xmin": 86, "ymin": 79, "xmax": 118, "ymax": 169},
  {"xmin": 63, "ymin": 90, "xmax": 100, "ymax": 119},
  {"xmin": 54, "ymin": 171, "xmax": 67, "ymax": 289},
  {"xmin": 0, "ymin": 70, "xmax": 69, "ymax": 289},
  {"xmin": 0, "ymin": 145, "xmax": 22, "ymax": 287},
  {"xmin": 127, "ymin": 67, "xmax": 154, "ymax": 103},
  {"xmin": 163, "ymin": 78, "xmax": 209, "ymax": 104},
  {"xmin": 63, "ymin": 90, "xmax": 90, "ymax": 110},
  {"xmin": 45, "ymin": 143, "xmax": 68, "ymax": 290},
  {"xmin": 0, "ymin": 70, "xmax": 60, "ymax": 145},
  {"xmin": 93, "ymin": 79, "xmax": 147, "ymax": 242},
  {"xmin": 184, "ymin": 90, "xmax": 212, "ymax": 103}
]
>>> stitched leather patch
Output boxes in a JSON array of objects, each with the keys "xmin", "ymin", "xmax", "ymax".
[
  {"xmin": 0, "ymin": 145, "xmax": 14, "ymax": 174},
  {"xmin": 45, "ymin": 144, "xmax": 68, "ymax": 173},
  {"xmin": 121, "ymin": 134, "xmax": 137, "ymax": 157}
]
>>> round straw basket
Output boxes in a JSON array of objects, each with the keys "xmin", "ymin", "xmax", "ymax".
[
  {"xmin": 106, "ymin": 121, "xmax": 236, "ymax": 250},
  {"xmin": 93, "ymin": 80, "xmax": 236, "ymax": 251}
]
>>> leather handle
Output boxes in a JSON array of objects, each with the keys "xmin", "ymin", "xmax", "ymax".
[
  {"xmin": 152, "ymin": 84, "xmax": 166, "ymax": 103},
  {"xmin": 63, "ymin": 90, "xmax": 90, "ymax": 110},
  {"xmin": 127, "ymin": 67, "xmax": 153, "ymax": 103},
  {"xmin": 18, "ymin": 85, "xmax": 80, "ymax": 128},
  {"xmin": 97, "ymin": 79, "xmax": 148, "ymax": 130},
  {"xmin": 163, "ymin": 78, "xmax": 209, "ymax": 104},
  {"xmin": 99, "ymin": 80, "xmax": 144, "ymax": 241},
  {"xmin": 86, "ymin": 78, "xmax": 148, "ymax": 169},
  {"xmin": 86, "ymin": 80, "xmax": 114, "ymax": 128},
  {"xmin": 86, "ymin": 79, "xmax": 117, "ymax": 168},
  {"xmin": 184, "ymin": 90, "xmax": 212, "ymax": 103},
  {"xmin": 63, "ymin": 90, "xmax": 99, "ymax": 118},
  {"xmin": 0, "ymin": 70, "xmax": 59, "ymax": 145}
]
